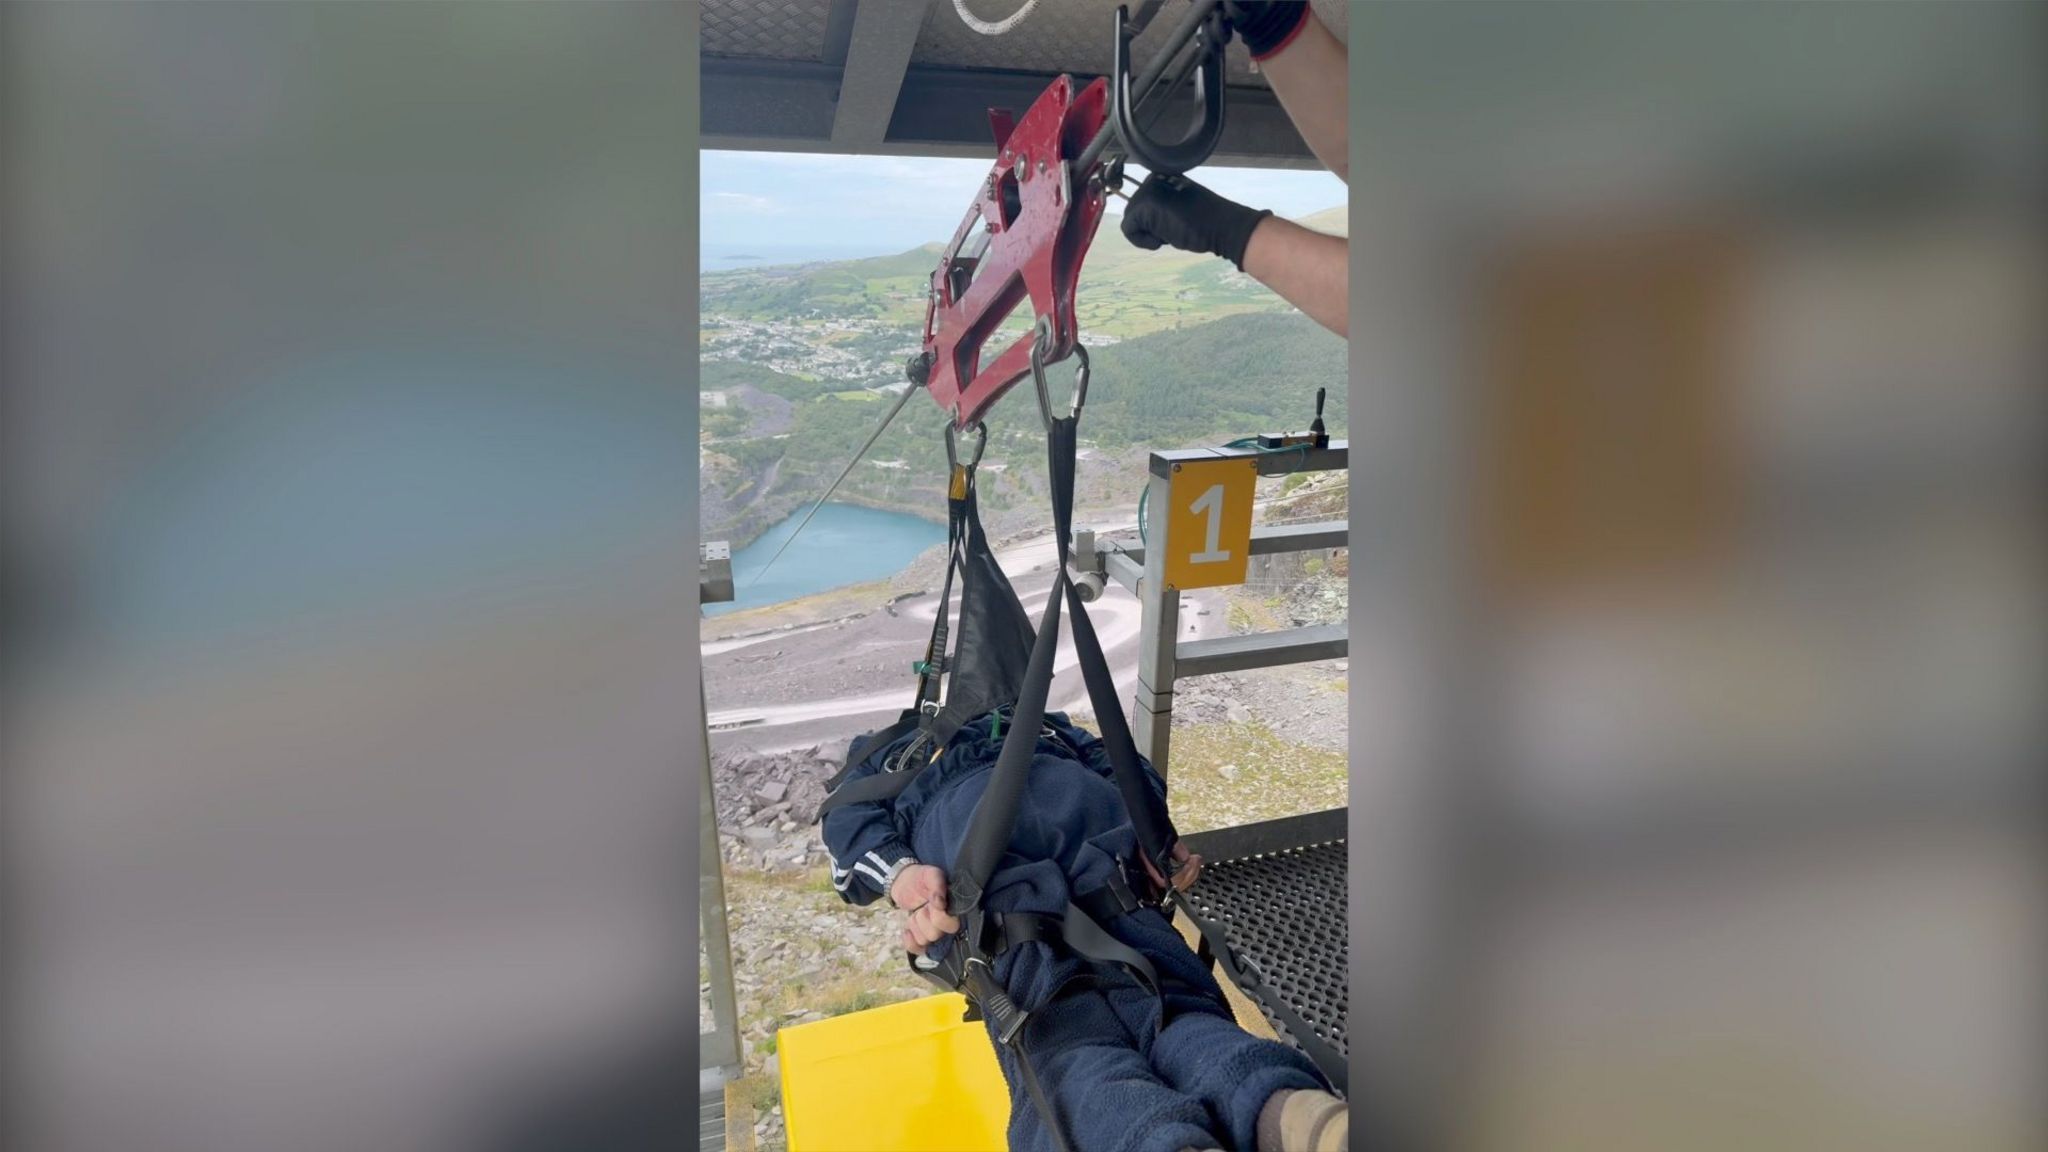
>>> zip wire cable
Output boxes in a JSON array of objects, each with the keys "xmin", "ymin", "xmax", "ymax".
[{"xmin": 747, "ymin": 381, "xmax": 923, "ymax": 588}]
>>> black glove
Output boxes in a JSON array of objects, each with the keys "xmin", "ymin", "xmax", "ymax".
[
  {"xmin": 1119, "ymin": 172, "xmax": 1272, "ymax": 271},
  {"xmin": 1223, "ymin": 1, "xmax": 1312, "ymax": 60}
]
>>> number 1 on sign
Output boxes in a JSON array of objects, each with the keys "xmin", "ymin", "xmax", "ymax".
[
  {"xmin": 1163, "ymin": 457, "xmax": 1253, "ymax": 590},
  {"xmin": 1189, "ymin": 484, "xmax": 1230, "ymax": 564}
]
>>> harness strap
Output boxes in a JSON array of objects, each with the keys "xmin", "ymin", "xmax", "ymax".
[
  {"xmin": 827, "ymin": 710, "xmax": 921, "ymax": 793},
  {"xmin": 974, "ymin": 900, "xmax": 1163, "ymax": 1152},
  {"xmin": 814, "ymin": 757, "xmax": 928, "ymax": 817},
  {"xmin": 948, "ymin": 409, "xmax": 1178, "ymax": 919},
  {"xmin": 1072, "ymin": 866, "xmax": 1147, "ymax": 926},
  {"xmin": 1009, "ymin": 1027, "xmax": 1075, "ymax": 1152},
  {"xmin": 991, "ymin": 901, "xmax": 1161, "ymax": 1005},
  {"xmin": 913, "ymin": 471, "xmax": 971, "ymax": 720}
]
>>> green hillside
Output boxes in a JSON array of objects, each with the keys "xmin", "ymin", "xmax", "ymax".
[
  {"xmin": 702, "ymin": 243, "xmax": 941, "ymax": 323},
  {"xmin": 701, "ymin": 204, "xmax": 1349, "ymax": 544},
  {"xmin": 1082, "ymin": 311, "xmax": 1345, "ymax": 446},
  {"xmin": 704, "ymin": 310, "xmax": 1345, "ymax": 539},
  {"xmin": 701, "ymin": 205, "xmax": 1343, "ymax": 341}
]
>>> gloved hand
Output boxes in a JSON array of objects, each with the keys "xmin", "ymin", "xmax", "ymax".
[
  {"xmin": 1223, "ymin": 1, "xmax": 1312, "ymax": 60},
  {"xmin": 1140, "ymin": 841, "xmax": 1204, "ymax": 894},
  {"xmin": 1120, "ymin": 172, "xmax": 1272, "ymax": 272}
]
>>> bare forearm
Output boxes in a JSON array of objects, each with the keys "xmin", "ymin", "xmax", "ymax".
[
  {"xmin": 1242, "ymin": 216, "xmax": 1347, "ymax": 338},
  {"xmin": 1256, "ymin": 12, "xmax": 1349, "ymax": 182}
]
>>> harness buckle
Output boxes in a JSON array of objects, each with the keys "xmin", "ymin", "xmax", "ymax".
[{"xmin": 1105, "ymin": 871, "xmax": 1143, "ymax": 916}]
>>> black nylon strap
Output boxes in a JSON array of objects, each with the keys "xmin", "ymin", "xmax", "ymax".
[
  {"xmin": 950, "ymin": 404, "xmax": 1182, "ymax": 916},
  {"xmin": 990, "ymin": 903, "xmax": 1163, "ymax": 1007},
  {"xmin": 1010, "ymin": 1014, "xmax": 1076, "ymax": 1152},
  {"xmin": 815, "ymin": 757, "xmax": 930, "ymax": 817},
  {"xmin": 928, "ymin": 475, "xmax": 1035, "ymax": 748},
  {"xmin": 983, "ymin": 905, "xmax": 1161, "ymax": 1152},
  {"xmin": 827, "ymin": 710, "xmax": 921, "ymax": 794},
  {"xmin": 912, "ymin": 490, "xmax": 966, "ymax": 720},
  {"xmin": 1062, "ymin": 577, "xmax": 1177, "ymax": 873},
  {"xmin": 1073, "ymin": 867, "xmax": 1148, "ymax": 926},
  {"xmin": 1048, "ymin": 414, "xmax": 1177, "ymax": 876},
  {"xmin": 1056, "ymin": 899, "xmax": 1162, "ymax": 1003},
  {"xmin": 947, "ymin": 570, "xmax": 1062, "ymax": 916}
]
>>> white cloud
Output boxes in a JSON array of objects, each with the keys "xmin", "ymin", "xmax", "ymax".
[{"xmin": 707, "ymin": 191, "xmax": 780, "ymax": 214}]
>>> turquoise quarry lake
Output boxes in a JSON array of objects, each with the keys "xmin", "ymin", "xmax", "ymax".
[{"xmin": 707, "ymin": 503, "xmax": 944, "ymax": 616}]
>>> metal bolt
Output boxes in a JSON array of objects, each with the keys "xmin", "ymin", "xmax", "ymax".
[{"xmin": 1172, "ymin": 463, "xmax": 1181, "ymax": 472}]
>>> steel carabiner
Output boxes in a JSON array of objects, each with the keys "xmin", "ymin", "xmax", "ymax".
[
  {"xmin": 945, "ymin": 418, "xmax": 988, "ymax": 469},
  {"xmin": 1030, "ymin": 315, "xmax": 1091, "ymax": 430}
]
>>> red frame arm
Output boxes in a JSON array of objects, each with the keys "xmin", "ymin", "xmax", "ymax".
[{"xmin": 921, "ymin": 75, "xmax": 1109, "ymax": 429}]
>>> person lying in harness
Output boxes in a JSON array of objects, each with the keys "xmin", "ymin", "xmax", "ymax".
[{"xmin": 821, "ymin": 708, "xmax": 1349, "ymax": 1152}]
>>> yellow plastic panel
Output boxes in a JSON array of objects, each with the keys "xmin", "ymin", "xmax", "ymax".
[{"xmin": 779, "ymin": 992, "xmax": 1010, "ymax": 1151}]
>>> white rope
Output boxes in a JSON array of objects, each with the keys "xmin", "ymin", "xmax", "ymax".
[{"xmin": 952, "ymin": 0, "xmax": 1040, "ymax": 37}]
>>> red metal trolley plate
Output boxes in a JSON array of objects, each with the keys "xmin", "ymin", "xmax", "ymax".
[{"xmin": 921, "ymin": 75, "xmax": 1109, "ymax": 429}]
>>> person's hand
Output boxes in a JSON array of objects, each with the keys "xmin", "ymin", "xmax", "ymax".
[
  {"xmin": 1119, "ymin": 172, "xmax": 1272, "ymax": 272},
  {"xmin": 890, "ymin": 863, "xmax": 961, "ymax": 955},
  {"xmin": 1140, "ymin": 841, "xmax": 1203, "ymax": 894},
  {"xmin": 1222, "ymin": 2, "xmax": 1312, "ymax": 60}
]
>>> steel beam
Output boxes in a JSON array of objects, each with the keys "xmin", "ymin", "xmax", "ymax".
[
  {"xmin": 1177, "ymin": 623, "xmax": 1347, "ymax": 678},
  {"xmin": 829, "ymin": 0, "xmax": 933, "ymax": 148},
  {"xmin": 703, "ymin": 57, "xmax": 1321, "ymax": 167},
  {"xmin": 1098, "ymin": 520, "xmax": 1346, "ymax": 589},
  {"xmin": 701, "ymin": 57, "xmax": 838, "ymax": 146},
  {"xmin": 1151, "ymin": 439, "xmax": 1348, "ymax": 478},
  {"xmin": 1249, "ymin": 521, "xmax": 1348, "ymax": 554},
  {"xmin": 1105, "ymin": 547, "xmax": 1146, "ymax": 595},
  {"xmin": 1182, "ymin": 806, "xmax": 1348, "ymax": 861}
]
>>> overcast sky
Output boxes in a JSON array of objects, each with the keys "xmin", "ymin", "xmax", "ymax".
[{"xmin": 701, "ymin": 150, "xmax": 1346, "ymax": 265}]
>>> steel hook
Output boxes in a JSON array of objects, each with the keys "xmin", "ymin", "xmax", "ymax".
[{"xmin": 1030, "ymin": 315, "xmax": 1090, "ymax": 429}]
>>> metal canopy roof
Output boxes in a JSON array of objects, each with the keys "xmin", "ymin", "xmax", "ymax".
[{"xmin": 702, "ymin": 0, "xmax": 1350, "ymax": 168}]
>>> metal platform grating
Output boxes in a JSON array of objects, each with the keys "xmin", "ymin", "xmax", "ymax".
[
  {"xmin": 700, "ymin": 1084, "xmax": 726, "ymax": 1152},
  {"xmin": 1183, "ymin": 829, "xmax": 1348, "ymax": 1065}
]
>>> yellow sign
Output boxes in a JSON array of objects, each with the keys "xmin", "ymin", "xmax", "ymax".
[{"xmin": 1163, "ymin": 456, "xmax": 1257, "ymax": 590}]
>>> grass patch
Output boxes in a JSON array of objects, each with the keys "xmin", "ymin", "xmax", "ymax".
[
  {"xmin": 737, "ymin": 1072, "xmax": 780, "ymax": 1114},
  {"xmin": 1165, "ymin": 722, "xmax": 1348, "ymax": 835},
  {"xmin": 1225, "ymin": 592, "xmax": 1286, "ymax": 634},
  {"xmin": 723, "ymin": 863, "xmax": 934, "ymax": 1079}
]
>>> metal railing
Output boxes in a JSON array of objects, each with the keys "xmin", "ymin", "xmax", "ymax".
[{"xmin": 1078, "ymin": 441, "xmax": 1349, "ymax": 775}]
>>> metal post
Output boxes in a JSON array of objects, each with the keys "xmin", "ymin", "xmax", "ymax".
[
  {"xmin": 699, "ymin": 554, "xmax": 742, "ymax": 1083},
  {"xmin": 1133, "ymin": 466, "xmax": 1179, "ymax": 775},
  {"xmin": 699, "ymin": 676, "xmax": 742, "ymax": 1078}
]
